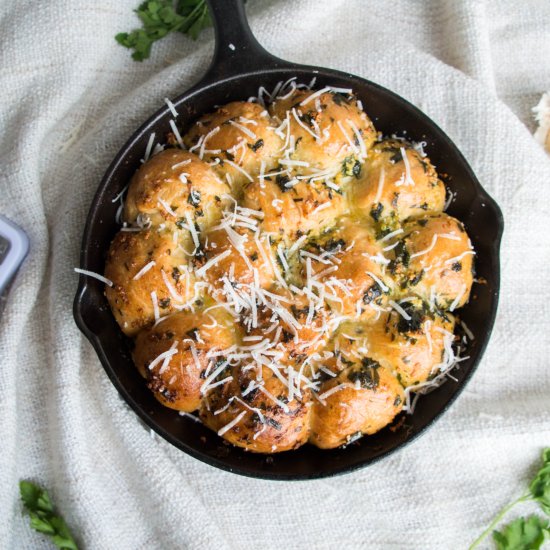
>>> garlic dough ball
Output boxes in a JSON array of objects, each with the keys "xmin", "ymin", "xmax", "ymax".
[
  {"xmin": 183, "ymin": 102, "xmax": 283, "ymax": 194},
  {"xmin": 124, "ymin": 149, "xmax": 230, "ymax": 232},
  {"xmin": 243, "ymin": 177, "xmax": 347, "ymax": 239},
  {"xmin": 133, "ymin": 309, "xmax": 237, "ymax": 412},
  {"xmin": 200, "ymin": 364, "xmax": 312, "ymax": 453},
  {"xmin": 353, "ymin": 139, "xmax": 445, "ymax": 223},
  {"xmin": 105, "ymin": 229, "xmax": 197, "ymax": 336},
  {"xmin": 269, "ymin": 89, "xmax": 376, "ymax": 175},
  {"xmin": 321, "ymin": 320, "xmax": 374, "ymax": 375},
  {"xmin": 201, "ymin": 227, "xmax": 277, "ymax": 292},
  {"xmin": 402, "ymin": 213, "xmax": 474, "ymax": 310},
  {"xmin": 365, "ymin": 298, "xmax": 456, "ymax": 387},
  {"xmin": 304, "ymin": 220, "xmax": 392, "ymax": 319},
  {"xmin": 242, "ymin": 179, "xmax": 302, "ymax": 238},
  {"xmin": 309, "ymin": 358, "xmax": 404, "ymax": 449},
  {"xmin": 248, "ymin": 290, "xmax": 332, "ymax": 365}
]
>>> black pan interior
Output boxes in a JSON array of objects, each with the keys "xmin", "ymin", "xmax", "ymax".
[{"xmin": 74, "ymin": 64, "xmax": 502, "ymax": 479}]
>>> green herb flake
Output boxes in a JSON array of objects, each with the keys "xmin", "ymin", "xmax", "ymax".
[
  {"xmin": 323, "ymin": 238, "xmax": 346, "ymax": 253},
  {"xmin": 342, "ymin": 156, "xmax": 361, "ymax": 178},
  {"xmin": 409, "ymin": 270, "xmax": 424, "ymax": 286},
  {"xmin": 363, "ymin": 283, "xmax": 382, "ymax": 305},
  {"xmin": 396, "ymin": 302, "xmax": 424, "ymax": 334},
  {"xmin": 247, "ymin": 139, "xmax": 264, "ymax": 152},
  {"xmin": 332, "ymin": 93, "xmax": 351, "ymax": 106},
  {"xmin": 389, "ymin": 149, "xmax": 403, "ymax": 164},
  {"xmin": 275, "ymin": 174, "xmax": 291, "ymax": 192},
  {"xmin": 187, "ymin": 188, "xmax": 201, "ymax": 207},
  {"xmin": 370, "ymin": 202, "xmax": 384, "ymax": 222},
  {"xmin": 265, "ymin": 417, "xmax": 282, "ymax": 430},
  {"xmin": 347, "ymin": 358, "xmax": 381, "ymax": 390}
]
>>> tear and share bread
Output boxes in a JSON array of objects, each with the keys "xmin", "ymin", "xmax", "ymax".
[{"xmin": 104, "ymin": 84, "xmax": 475, "ymax": 452}]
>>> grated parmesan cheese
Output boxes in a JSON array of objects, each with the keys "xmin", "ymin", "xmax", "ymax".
[
  {"xmin": 74, "ymin": 268, "xmax": 113, "ymax": 287},
  {"xmin": 164, "ymin": 98, "xmax": 178, "ymax": 118}
]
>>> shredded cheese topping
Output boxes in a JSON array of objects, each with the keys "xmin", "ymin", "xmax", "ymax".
[
  {"xmin": 75, "ymin": 268, "xmax": 113, "ymax": 287},
  {"xmin": 133, "ymin": 261, "xmax": 156, "ymax": 281}
]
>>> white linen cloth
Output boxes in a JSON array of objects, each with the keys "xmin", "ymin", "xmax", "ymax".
[{"xmin": 1, "ymin": 1, "xmax": 550, "ymax": 548}]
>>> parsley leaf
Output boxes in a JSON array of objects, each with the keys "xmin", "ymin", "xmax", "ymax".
[
  {"xmin": 530, "ymin": 448, "xmax": 550, "ymax": 515},
  {"xmin": 115, "ymin": 0, "xmax": 211, "ymax": 61},
  {"xmin": 470, "ymin": 448, "xmax": 550, "ymax": 549},
  {"xmin": 20, "ymin": 481, "xmax": 78, "ymax": 550},
  {"xmin": 493, "ymin": 516, "xmax": 550, "ymax": 550}
]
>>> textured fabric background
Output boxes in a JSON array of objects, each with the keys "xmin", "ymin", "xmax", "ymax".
[{"xmin": 1, "ymin": 1, "xmax": 550, "ymax": 548}]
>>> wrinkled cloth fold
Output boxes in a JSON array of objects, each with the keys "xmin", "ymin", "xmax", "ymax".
[{"xmin": 1, "ymin": 1, "xmax": 550, "ymax": 548}]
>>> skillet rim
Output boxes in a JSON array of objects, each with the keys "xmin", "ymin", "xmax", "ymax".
[{"xmin": 73, "ymin": 63, "xmax": 504, "ymax": 480}]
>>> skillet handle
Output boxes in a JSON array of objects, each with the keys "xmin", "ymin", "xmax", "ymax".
[{"xmin": 202, "ymin": 0, "xmax": 285, "ymax": 83}]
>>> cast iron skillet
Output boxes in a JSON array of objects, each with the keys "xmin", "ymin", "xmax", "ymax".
[{"xmin": 73, "ymin": 0, "xmax": 503, "ymax": 479}]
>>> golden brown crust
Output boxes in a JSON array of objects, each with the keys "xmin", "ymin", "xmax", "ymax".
[
  {"xmin": 200, "ymin": 365, "xmax": 311, "ymax": 453},
  {"xmin": 242, "ymin": 179, "xmax": 303, "ymax": 237},
  {"xmin": 309, "ymin": 360, "xmax": 404, "ymax": 449},
  {"xmin": 303, "ymin": 219, "xmax": 392, "ymax": 319},
  {"xmin": 364, "ymin": 303, "xmax": 456, "ymax": 387},
  {"xmin": 269, "ymin": 90, "xmax": 376, "ymax": 174},
  {"xmin": 104, "ymin": 229, "xmax": 197, "ymax": 336},
  {"xmin": 124, "ymin": 149, "xmax": 230, "ymax": 232},
  {"xmin": 243, "ymin": 178, "xmax": 347, "ymax": 238},
  {"xmin": 402, "ymin": 213, "xmax": 474, "ymax": 310},
  {"xmin": 353, "ymin": 139, "xmax": 445, "ymax": 223},
  {"xmin": 183, "ymin": 102, "xmax": 282, "ymax": 194},
  {"xmin": 246, "ymin": 291, "xmax": 332, "ymax": 366},
  {"xmin": 133, "ymin": 309, "xmax": 237, "ymax": 411}
]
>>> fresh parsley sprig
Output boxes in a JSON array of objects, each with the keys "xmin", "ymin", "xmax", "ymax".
[
  {"xmin": 20, "ymin": 481, "xmax": 79, "ymax": 550},
  {"xmin": 470, "ymin": 448, "xmax": 550, "ymax": 549},
  {"xmin": 493, "ymin": 516, "xmax": 549, "ymax": 550},
  {"xmin": 115, "ymin": 0, "xmax": 212, "ymax": 61}
]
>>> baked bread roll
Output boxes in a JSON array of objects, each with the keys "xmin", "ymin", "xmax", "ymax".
[
  {"xmin": 134, "ymin": 308, "xmax": 237, "ymax": 411},
  {"xmin": 353, "ymin": 138, "xmax": 445, "ymax": 223},
  {"xmin": 183, "ymin": 102, "xmax": 283, "ymax": 195},
  {"xmin": 124, "ymin": 149, "xmax": 230, "ymax": 233},
  {"xmin": 269, "ymin": 89, "xmax": 376, "ymax": 175},
  {"xmin": 105, "ymin": 229, "xmax": 197, "ymax": 336}
]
